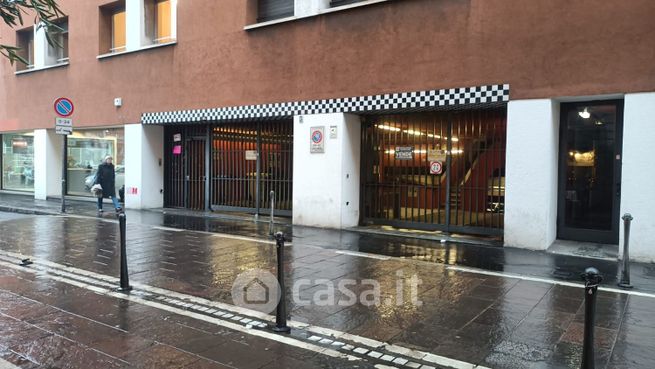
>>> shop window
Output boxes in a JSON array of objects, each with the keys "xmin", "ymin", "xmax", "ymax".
[
  {"xmin": 145, "ymin": 0, "xmax": 173, "ymax": 44},
  {"xmin": 66, "ymin": 129, "xmax": 124, "ymax": 197},
  {"xmin": 15, "ymin": 28, "xmax": 34, "ymax": 71},
  {"xmin": 1, "ymin": 134, "xmax": 35, "ymax": 192},
  {"xmin": 100, "ymin": 1, "xmax": 126, "ymax": 54},
  {"xmin": 257, "ymin": 0, "xmax": 294, "ymax": 22},
  {"xmin": 46, "ymin": 18, "xmax": 69, "ymax": 65}
]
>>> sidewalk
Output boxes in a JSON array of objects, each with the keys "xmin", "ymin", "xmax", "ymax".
[
  {"xmin": 0, "ymin": 213, "xmax": 653, "ymax": 368},
  {"xmin": 0, "ymin": 192, "xmax": 653, "ymax": 293}
]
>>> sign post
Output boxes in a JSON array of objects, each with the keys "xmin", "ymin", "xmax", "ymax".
[{"xmin": 54, "ymin": 98, "xmax": 74, "ymax": 213}]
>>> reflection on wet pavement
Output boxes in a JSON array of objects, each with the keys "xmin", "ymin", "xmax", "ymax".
[{"xmin": 0, "ymin": 215, "xmax": 653, "ymax": 368}]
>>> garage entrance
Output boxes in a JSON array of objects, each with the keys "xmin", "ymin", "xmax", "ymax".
[
  {"xmin": 360, "ymin": 109, "xmax": 507, "ymax": 236},
  {"xmin": 164, "ymin": 121, "xmax": 293, "ymax": 215}
]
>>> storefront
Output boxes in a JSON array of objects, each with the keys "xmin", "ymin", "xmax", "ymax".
[
  {"xmin": 65, "ymin": 128, "xmax": 125, "ymax": 197},
  {"xmin": 1, "ymin": 132, "xmax": 35, "ymax": 192}
]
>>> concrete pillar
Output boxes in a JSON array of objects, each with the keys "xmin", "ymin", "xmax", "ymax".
[
  {"xmin": 124, "ymin": 124, "xmax": 164, "ymax": 209},
  {"xmin": 33, "ymin": 129, "xmax": 63, "ymax": 200},
  {"xmin": 620, "ymin": 92, "xmax": 655, "ymax": 262},
  {"xmin": 170, "ymin": 0, "xmax": 178, "ymax": 40},
  {"xmin": 32, "ymin": 25, "xmax": 47, "ymax": 68},
  {"xmin": 295, "ymin": 0, "xmax": 329, "ymax": 17},
  {"xmin": 504, "ymin": 99, "xmax": 559, "ymax": 250},
  {"xmin": 292, "ymin": 113, "xmax": 361, "ymax": 228},
  {"xmin": 126, "ymin": 0, "xmax": 145, "ymax": 50}
]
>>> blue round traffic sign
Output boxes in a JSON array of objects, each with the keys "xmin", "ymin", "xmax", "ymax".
[{"xmin": 54, "ymin": 97, "xmax": 74, "ymax": 117}]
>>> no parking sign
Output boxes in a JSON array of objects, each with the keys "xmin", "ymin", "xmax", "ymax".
[
  {"xmin": 430, "ymin": 161, "xmax": 443, "ymax": 175},
  {"xmin": 310, "ymin": 126, "xmax": 325, "ymax": 153}
]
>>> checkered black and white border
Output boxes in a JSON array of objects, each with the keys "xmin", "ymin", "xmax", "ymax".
[{"xmin": 141, "ymin": 84, "xmax": 509, "ymax": 124}]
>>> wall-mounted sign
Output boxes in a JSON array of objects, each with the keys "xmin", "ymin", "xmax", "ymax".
[
  {"xmin": 310, "ymin": 126, "xmax": 325, "ymax": 153},
  {"xmin": 173, "ymin": 133, "xmax": 182, "ymax": 142},
  {"xmin": 430, "ymin": 161, "xmax": 443, "ymax": 175},
  {"xmin": 395, "ymin": 146, "xmax": 413, "ymax": 160},
  {"xmin": 428, "ymin": 149, "xmax": 447, "ymax": 162},
  {"xmin": 245, "ymin": 150, "xmax": 258, "ymax": 161},
  {"xmin": 330, "ymin": 126, "xmax": 337, "ymax": 139},
  {"xmin": 173, "ymin": 145, "xmax": 182, "ymax": 155}
]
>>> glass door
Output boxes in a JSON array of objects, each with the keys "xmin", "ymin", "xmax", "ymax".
[{"xmin": 558, "ymin": 100, "xmax": 623, "ymax": 244}]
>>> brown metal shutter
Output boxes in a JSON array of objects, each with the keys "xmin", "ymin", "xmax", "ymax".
[{"xmin": 258, "ymin": 0, "xmax": 294, "ymax": 22}]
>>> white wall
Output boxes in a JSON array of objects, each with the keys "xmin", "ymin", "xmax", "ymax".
[
  {"xmin": 620, "ymin": 92, "xmax": 655, "ymax": 262},
  {"xmin": 292, "ymin": 113, "xmax": 361, "ymax": 228},
  {"xmin": 124, "ymin": 124, "xmax": 164, "ymax": 209},
  {"xmin": 504, "ymin": 99, "xmax": 559, "ymax": 250},
  {"xmin": 33, "ymin": 129, "xmax": 63, "ymax": 200},
  {"xmin": 295, "ymin": 0, "xmax": 329, "ymax": 17}
]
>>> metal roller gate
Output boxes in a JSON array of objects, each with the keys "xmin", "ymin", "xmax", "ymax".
[{"xmin": 360, "ymin": 109, "xmax": 507, "ymax": 236}]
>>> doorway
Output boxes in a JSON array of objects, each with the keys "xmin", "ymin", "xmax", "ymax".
[
  {"xmin": 360, "ymin": 109, "xmax": 507, "ymax": 236},
  {"xmin": 557, "ymin": 100, "xmax": 623, "ymax": 244},
  {"xmin": 164, "ymin": 125, "xmax": 206, "ymax": 210}
]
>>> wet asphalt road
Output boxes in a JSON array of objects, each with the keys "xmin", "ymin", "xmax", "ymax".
[{"xmin": 0, "ymin": 214, "xmax": 653, "ymax": 368}]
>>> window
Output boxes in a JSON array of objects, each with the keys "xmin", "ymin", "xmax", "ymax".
[
  {"xmin": 112, "ymin": 9, "xmax": 127, "ymax": 52},
  {"xmin": 1, "ymin": 133, "xmax": 35, "ymax": 192},
  {"xmin": 66, "ymin": 129, "xmax": 124, "ymax": 197},
  {"xmin": 331, "ymin": 0, "xmax": 366, "ymax": 7},
  {"xmin": 257, "ymin": 0, "xmax": 294, "ymax": 22},
  {"xmin": 46, "ymin": 18, "xmax": 69, "ymax": 65},
  {"xmin": 100, "ymin": 0, "xmax": 175, "ymax": 55},
  {"xmin": 145, "ymin": 0, "xmax": 173, "ymax": 44},
  {"xmin": 100, "ymin": 1, "xmax": 126, "ymax": 54},
  {"xmin": 15, "ymin": 28, "xmax": 34, "ymax": 71}
]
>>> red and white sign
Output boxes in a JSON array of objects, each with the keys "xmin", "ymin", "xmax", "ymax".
[
  {"xmin": 430, "ymin": 161, "xmax": 443, "ymax": 175},
  {"xmin": 54, "ymin": 97, "xmax": 74, "ymax": 117}
]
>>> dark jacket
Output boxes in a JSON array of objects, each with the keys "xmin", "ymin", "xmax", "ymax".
[{"xmin": 95, "ymin": 163, "xmax": 116, "ymax": 198}]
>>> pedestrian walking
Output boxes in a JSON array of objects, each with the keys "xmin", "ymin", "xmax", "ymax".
[{"xmin": 94, "ymin": 155, "xmax": 122, "ymax": 214}]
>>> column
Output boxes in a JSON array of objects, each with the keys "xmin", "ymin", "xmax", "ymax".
[
  {"xmin": 504, "ymin": 99, "xmax": 559, "ymax": 250},
  {"xmin": 620, "ymin": 92, "xmax": 655, "ymax": 262},
  {"xmin": 294, "ymin": 0, "xmax": 329, "ymax": 17},
  {"xmin": 33, "ymin": 129, "xmax": 63, "ymax": 200},
  {"xmin": 126, "ymin": 0, "xmax": 145, "ymax": 50},
  {"xmin": 292, "ymin": 113, "xmax": 361, "ymax": 228},
  {"xmin": 124, "ymin": 124, "xmax": 164, "ymax": 209}
]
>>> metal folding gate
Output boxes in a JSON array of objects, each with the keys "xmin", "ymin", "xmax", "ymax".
[
  {"xmin": 164, "ymin": 121, "xmax": 293, "ymax": 215},
  {"xmin": 164, "ymin": 125, "xmax": 207, "ymax": 210},
  {"xmin": 211, "ymin": 120, "xmax": 293, "ymax": 216},
  {"xmin": 361, "ymin": 109, "xmax": 506, "ymax": 236}
]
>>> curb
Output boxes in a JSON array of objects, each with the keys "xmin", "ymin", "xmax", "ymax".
[{"xmin": 0, "ymin": 205, "xmax": 59, "ymax": 217}]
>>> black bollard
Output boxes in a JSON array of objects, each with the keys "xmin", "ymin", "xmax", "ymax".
[
  {"xmin": 272, "ymin": 231, "xmax": 290, "ymax": 333},
  {"xmin": 618, "ymin": 214, "xmax": 633, "ymax": 289},
  {"xmin": 581, "ymin": 267, "xmax": 602, "ymax": 369},
  {"xmin": 117, "ymin": 212, "xmax": 132, "ymax": 292}
]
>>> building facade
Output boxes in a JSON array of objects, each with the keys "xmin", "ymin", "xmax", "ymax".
[{"xmin": 1, "ymin": 0, "xmax": 654, "ymax": 261}]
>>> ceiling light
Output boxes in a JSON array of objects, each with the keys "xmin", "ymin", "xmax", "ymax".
[{"xmin": 579, "ymin": 108, "xmax": 591, "ymax": 119}]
